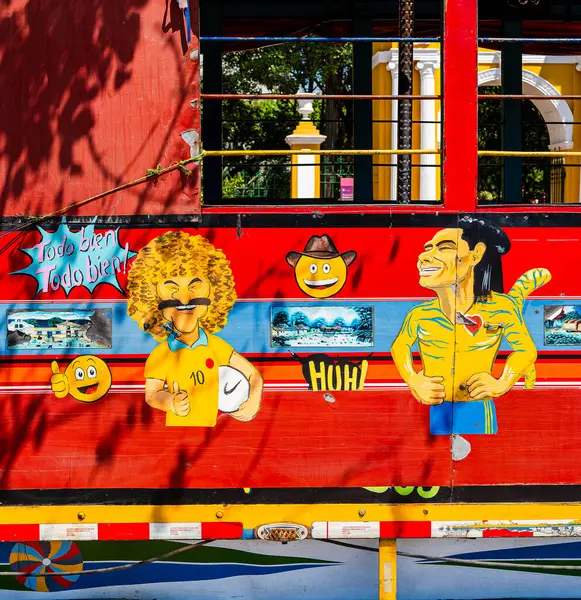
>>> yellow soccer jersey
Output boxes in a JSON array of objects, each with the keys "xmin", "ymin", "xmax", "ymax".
[
  {"xmin": 392, "ymin": 291, "xmax": 537, "ymax": 402},
  {"xmin": 144, "ymin": 329, "xmax": 234, "ymax": 427}
]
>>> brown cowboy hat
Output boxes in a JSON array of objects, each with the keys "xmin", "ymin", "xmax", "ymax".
[{"xmin": 286, "ymin": 234, "xmax": 357, "ymax": 267}]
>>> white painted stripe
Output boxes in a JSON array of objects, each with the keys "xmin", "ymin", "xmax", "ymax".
[
  {"xmin": 432, "ymin": 526, "xmax": 484, "ymax": 538},
  {"xmin": 532, "ymin": 526, "xmax": 581, "ymax": 537},
  {"xmin": 40, "ymin": 523, "xmax": 98, "ymax": 541},
  {"xmin": 2, "ymin": 380, "xmax": 581, "ymax": 394},
  {"xmin": 431, "ymin": 520, "xmax": 580, "ymax": 538},
  {"xmin": 149, "ymin": 522, "xmax": 202, "ymax": 540},
  {"xmin": 311, "ymin": 521, "xmax": 381, "ymax": 539}
]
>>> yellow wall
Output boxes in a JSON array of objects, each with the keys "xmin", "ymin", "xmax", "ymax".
[
  {"xmin": 372, "ymin": 43, "xmax": 442, "ymax": 202},
  {"xmin": 531, "ymin": 61, "xmax": 579, "ymax": 203},
  {"xmin": 373, "ymin": 44, "xmax": 580, "ymax": 203}
]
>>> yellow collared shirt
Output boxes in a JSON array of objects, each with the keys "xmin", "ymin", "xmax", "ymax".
[
  {"xmin": 145, "ymin": 330, "xmax": 234, "ymax": 427},
  {"xmin": 392, "ymin": 292, "xmax": 536, "ymax": 401}
]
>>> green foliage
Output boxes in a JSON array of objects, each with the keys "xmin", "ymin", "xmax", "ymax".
[
  {"xmin": 220, "ymin": 43, "xmax": 353, "ymax": 198},
  {"xmin": 478, "ymin": 86, "xmax": 553, "ymax": 203},
  {"xmin": 222, "ymin": 42, "xmax": 354, "ymax": 150},
  {"xmin": 221, "ymin": 171, "xmax": 246, "ymax": 199}
]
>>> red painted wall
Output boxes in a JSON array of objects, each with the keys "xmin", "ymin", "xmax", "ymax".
[
  {"xmin": 0, "ymin": 0, "xmax": 200, "ymax": 218},
  {"xmin": 2, "ymin": 226, "xmax": 574, "ymax": 301},
  {"xmin": 0, "ymin": 221, "xmax": 580, "ymax": 492}
]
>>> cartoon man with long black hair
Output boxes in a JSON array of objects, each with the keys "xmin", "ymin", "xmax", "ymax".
[{"xmin": 391, "ymin": 217, "xmax": 551, "ymax": 459}]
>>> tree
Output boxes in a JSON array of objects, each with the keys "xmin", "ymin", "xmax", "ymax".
[
  {"xmin": 222, "ymin": 43, "xmax": 353, "ymax": 150},
  {"xmin": 220, "ymin": 43, "xmax": 353, "ymax": 198},
  {"xmin": 332, "ymin": 317, "xmax": 347, "ymax": 329},
  {"xmin": 310, "ymin": 317, "xmax": 328, "ymax": 330},
  {"xmin": 272, "ymin": 310, "xmax": 290, "ymax": 329},
  {"xmin": 353, "ymin": 307, "xmax": 373, "ymax": 343},
  {"xmin": 291, "ymin": 311, "xmax": 309, "ymax": 328}
]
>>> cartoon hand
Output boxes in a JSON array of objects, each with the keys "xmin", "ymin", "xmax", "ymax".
[
  {"xmin": 466, "ymin": 373, "xmax": 511, "ymax": 400},
  {"xmin": 50, "ymin": 361, "xmax": 69, "ymax": 399},
  {"xmin": 171, "ymin": 382, "xmax": 190, "ymax": 417},
  {"xmin": 409, "ymin": 370, "xmax": 445, "ymax": 405},
  {"xmin": 230, "ymin": 398, "xmax": 260, "ymax": 422}
]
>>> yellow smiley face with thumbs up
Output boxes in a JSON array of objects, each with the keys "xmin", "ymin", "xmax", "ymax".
[{"xmin": 50, "ymin": 356, "xmax": 112, "ymax": 403}]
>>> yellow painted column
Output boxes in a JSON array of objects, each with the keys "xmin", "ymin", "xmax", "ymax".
[
  {"xmin": 379, "ymin": 539, "xmax": 397, "ymax": 600},
  {"xmin": 285, "ymin": 95, "xmax": 327, "ymax": 198}
]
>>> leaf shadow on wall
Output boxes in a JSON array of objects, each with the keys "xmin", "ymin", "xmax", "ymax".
[{"xmin": 0, "ymin": 0, "xmax": 192, "ymax": 218}]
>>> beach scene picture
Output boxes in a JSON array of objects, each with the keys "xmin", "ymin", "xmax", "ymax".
[
  {"xmin": 271, "ymin": 305, "xmax": 373, "ymax": 348},
  {"xmin": 544, "ymin": 305, "xmax": 581, "ymax": 346},
  {"xmin": 7, "ymin": 309, "xmax": 112, "ymax": 350}
]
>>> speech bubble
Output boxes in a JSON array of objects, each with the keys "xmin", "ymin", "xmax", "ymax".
[{"xmin": 13, "ymin": 218, "xmax": 136, "ymax": 295}]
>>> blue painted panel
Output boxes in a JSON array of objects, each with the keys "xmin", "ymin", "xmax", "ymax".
[{"xmin": 0, "ymin": 299, "xmax": 576, "ymax": 356}]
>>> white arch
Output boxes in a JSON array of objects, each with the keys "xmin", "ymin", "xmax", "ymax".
[{"xmin": 478, "ymin": 68, "xmax": 573, "ymax": 150}]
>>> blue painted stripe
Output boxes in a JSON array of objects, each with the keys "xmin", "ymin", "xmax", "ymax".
[
  {"xmin": 445, "ymin": 540, "xmax": 581, "ymax": 561},
  {"xmin": 64, "ymin": 561, "xmax": 332, "ymax": 590},
  {"xmin": 0, "ymin": 299, "xmax": 573, "ymax": 357}
]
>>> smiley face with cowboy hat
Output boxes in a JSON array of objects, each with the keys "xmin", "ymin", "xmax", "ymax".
[{"xmin": 286, "ymin": 234, "xmax": 357, "ymax": 298}]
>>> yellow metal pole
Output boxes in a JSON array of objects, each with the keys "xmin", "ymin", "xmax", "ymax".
[
  {"xmin": 203, "ymin": 149, "xmax": 439, "ymax": 156},
  {"xmin": 479, "ymin": 150, "xmax": 581, "ymax": 158},
  {"xmin": 202, "ymin": 149, "xmax": 581, "ymax": 158},
  {"xmin": 379, "ymin": 539, "xmax": 397, "ymax": 600}
]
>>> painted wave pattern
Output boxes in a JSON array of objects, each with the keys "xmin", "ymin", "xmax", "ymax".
[
  {"xmin": 419, "ymin": 540, "xmax": 581, "ymax": 577},
  {"xmin": 54, "ymin": 561, "xmax": 330, "ymax": 590},
  {"xmin": 0, "ymin": 554, "xmax": 334, "ymax": 593}
]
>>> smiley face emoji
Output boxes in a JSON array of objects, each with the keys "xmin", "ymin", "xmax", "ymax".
[
  {"xmin": 50, "ymin": 356, "xmax": 112, "ymax": 403},
  {"xmin": 286, "ymin": 234, "xmax": 357, "ymax": 299}
]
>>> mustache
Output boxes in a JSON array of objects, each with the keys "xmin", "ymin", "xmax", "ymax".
[{"xmin": 158, "ymin": 298, "xmax": 211, "ymax": 311}]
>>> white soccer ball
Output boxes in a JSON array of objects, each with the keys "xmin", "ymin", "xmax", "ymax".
[{"xmin": 218, "ymin": 366, "xmax": 250, "ymax": 413}]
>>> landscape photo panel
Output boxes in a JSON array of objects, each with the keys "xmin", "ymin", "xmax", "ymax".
[
  {"xmin": 7, "ymin": 309, "xmax": 113, "ymax": 350},
  {"xmin": 271, "ymin": 305, "xmax": 373, "ymax": 348}
]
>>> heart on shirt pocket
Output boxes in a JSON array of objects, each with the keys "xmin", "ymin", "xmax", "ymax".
[{"xmin": 463, "ymin": 314, "xmax": 483, "ymax": 335}]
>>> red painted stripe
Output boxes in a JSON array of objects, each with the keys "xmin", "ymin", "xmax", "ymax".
[
  {"xmin": 201, "ymin": 203, "xmax": 581, "ymax": 216},
  {"xmin": 478, "ymin": 204, "xmax": 581, "ymax": 214},
  {"xmin": 201, "ymin": 205, "xmax": 454, "ymax": 215},
  {"xmin": 98, "ymin": 523, "xmax": 150, "ymax": 540},
  {"xmin": 482, "ymin": 529, "xmax": 534, "ymax": 538},
  {"xmin": 443, "ymin": 0, "xmax": 478, "ymax": 211},
  {"xmin": 201, "ymin": 522, "xmax": 243, "ymax": 539},
  {"xmin": 0, "ymin": 524, "xmax": 40, "ymax": 541},
  {"xmin": 379, "ymin": 521, "xmax": 432, "ymax": 538}
]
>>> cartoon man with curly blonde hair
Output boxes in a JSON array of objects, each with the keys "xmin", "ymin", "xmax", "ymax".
[{"xmin": 127, "ymin": 232, "xmax": 262, "ymax": 427}]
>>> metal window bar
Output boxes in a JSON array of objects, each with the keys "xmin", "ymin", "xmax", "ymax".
[
  {"xmin": 478, "ymin": 158, "xmax": 567, "ymax": 204},
  {"xmin": 320, "ymin": 156, "xmax": 355, "ymax": 200},
  {"xmin": 222, "ymin": 162, "xmax": 291, "ymax": 200}
]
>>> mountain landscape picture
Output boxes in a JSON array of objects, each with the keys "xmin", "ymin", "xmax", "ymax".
[{"xmin": 271, "ymin": 305, "xmax": 373, "ymax": 348}]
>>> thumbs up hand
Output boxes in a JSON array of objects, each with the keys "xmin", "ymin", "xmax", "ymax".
[
  {"xmin": 50, "ymin": 361, "xmax": 69, "ymax": 399},
  {"xmin": 171, "ymin": 381, "xmax": 190, "ymax": 417}
]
